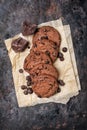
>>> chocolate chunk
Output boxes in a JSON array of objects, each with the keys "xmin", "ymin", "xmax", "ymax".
[
  {"xmin": 19, "ymin": 69, "xmax": 23, "ymax": 73},
  {"xmin": 45, "ymin": 51, "xmax": 50, "ymax": 56},
  {"xmin": 58, "ymin": 80, "xmax": 65, "ymax": 86},
  {"xmin": 27, "ymin": 88, "xmax": 33, "ymax": 94},
  {"xmin": 23, "ymin": 90, "xmax": 28, "ymax": 95},
  {"xmin": 26, "ymin": 75, "xmax": 31, "ymax": 81},
  {"xmin": 57, "ymin": 52, "xmax": 63, "ymax": 58},
  {"xmin": 22, "ymin": 20, "xmax": 37, "ymax": 36},
  {"xmin": 21, "ymin": 85, "xmax": 27, "ymax": 90},
  {"xmin": 62, "ymin": 47, "xmax": 67, "ymax": 52},
  {"xmin": 53, "ymin": 52, "xmax": 56, "ymax": 57},
  {"xmin": 11, "ymin": 37, "xmax": 29, "ymax": 52},
  {"xmin": 60, "ymin": 57, "xmax": 64, "ymax": 61}
]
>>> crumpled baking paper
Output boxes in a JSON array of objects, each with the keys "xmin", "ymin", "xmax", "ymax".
[{"xmin": 5, "ymin": 19, "xmax": 81, "ymax": 107}]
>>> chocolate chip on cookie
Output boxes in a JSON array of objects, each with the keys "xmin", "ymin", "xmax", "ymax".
[{"xmin": 19, "ymin": 69, "xmax": 23, "ymax": 73}]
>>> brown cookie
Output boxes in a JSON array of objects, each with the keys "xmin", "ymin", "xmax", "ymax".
[
  {"xmin": 23, "ymin": 50, "xmax": 52, "ymax": 73},
  {"xmin": 32, "ymin": 74, "xmax": 59, "ymax": 98},
  {"xmin": 33, "ymin": 26, "xmax": 61, "ymax": 47},
  {"xmin": 32, "ymin": 39, "xmax": 58, "ymax": 62},
  {"xmin": 30, "ymin": 63, "xmax": 59, "ymax": 82}
]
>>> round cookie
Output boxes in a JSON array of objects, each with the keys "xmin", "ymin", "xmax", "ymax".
[
  {"xmin": 32, "ymin": 74, "xmax": 59, "ymax": 98},
  {"xmin": 30, "ymin": 63, "xmax": 59, "ymax": 81},
  {"xmin": 23, "ymin": 50, "xmax": 52, "ymax": 73},
  {"xmin": 33, "ymin": 26, "xmax": 61, "ymax": 47},
  {"xmin": 32, "ymin": 39, "xmax": 58, "ymax": 62}
]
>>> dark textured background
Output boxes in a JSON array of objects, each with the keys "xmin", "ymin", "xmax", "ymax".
[{"xmin": 0, "ymin": 0, "xmax": 87, "ymax": 130}]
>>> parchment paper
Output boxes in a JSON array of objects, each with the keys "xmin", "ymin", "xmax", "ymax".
[{"xmin": 5, "ymin": 19, "xmax": 81, "ymax": 107}]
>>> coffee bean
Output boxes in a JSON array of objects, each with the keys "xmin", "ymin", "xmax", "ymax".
[
  {"xmin": 26, "ymin": 75, "xmax": 31, "ymax": 81},
  {"xmin": 21, "ymin": 85, "xmax": 27, "ymax": 90},
  {"xmin": 62, "ymin": 47, "xmax": 67, "ymax": 52},
  {"xmin": 60, "ymin": 57, "xmax": 64, "ymax": 61},
  {"xmin": 57, "ymin": 52, "xmax": 63, "ymax": 58},
  {"xmin": 23, "ymin": 90, "xmax": 28, "ymax": 95},
  {"xmin": 57, "ymin": 87, "xmax": 61, "ymax": 93},
  {"xmin": 58, "ymin": 80, "xmax": 65, "ymax": 86},
  {"xmin": 27, "ymin": 88, "xmax": 33, "ymax": 94},
  {"xmin": 19, "ymin": 69, "xmax": 23, "ymax": 73}
]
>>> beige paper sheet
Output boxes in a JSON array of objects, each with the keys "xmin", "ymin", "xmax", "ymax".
[{"xmin": 5, "ymin": 19, "xmax": 81, "ymax": 107}]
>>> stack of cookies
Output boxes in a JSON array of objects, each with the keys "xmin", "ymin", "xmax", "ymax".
[{"xmin": 24, "ymin": 26, "xmax": 61, "ymax": 98}]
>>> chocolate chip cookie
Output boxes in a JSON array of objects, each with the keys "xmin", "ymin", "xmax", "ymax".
[
  {"xmin": 32, "ymin": 74, "xmax": 59, "ymax": 98},
  {"xmin": 32, "ymin": 39, "xmax": 58, "ymax": 62},
  {"xmin": 23, "ymin": 50, "xmax": 52, "ymax": 73},
  {"xmin": 33, "ymin": 26, "xmax": 61, "ymax": 47},
  {"xmin": 30, "ymin": 63, "xmax": 59, "ymax": 82}
]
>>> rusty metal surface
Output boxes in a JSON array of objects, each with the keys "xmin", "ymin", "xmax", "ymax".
[{"xmin": 0, "ymin": 0, "xmax": 87, "ymax": 130}]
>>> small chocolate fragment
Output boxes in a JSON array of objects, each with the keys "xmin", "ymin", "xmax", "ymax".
[
  {"xmin": 58, "ymin": 80, "xmax": 65, "ymax": 86},
  {"xmin": 27, "ymin": 88, "xmax": 33, "ymax": 94},
  {"xmin": 57, "ymin": 52, "xmax": 63, "ymax": 58},
  {"xmin": 11, "ymin": 37, "xmax": 29, "ymax": 52},
  {"xmin": 60, "ymin": 57, "xmax": 64, "ymax": 61},
  {"xmin": 26, "ymin": 75, "xmax": 31, "ymax": 81},
  {"xmin": 19, "ymin": 69, "xmax": 23, "ymax": 73},
  {"xmin": 23, "ymin": 90, "xmax": 28, "ymax": 95},
  {"xmin": 22, "ymin": 20, "xmax": 37, "ymax": 36},
  {"xmin": 62, "ymin": 47, "xmax": 67, "ymax": 52},
  {"xmin": 21, "ymin": 85, "xmax": 27, "ymax": 90}
]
